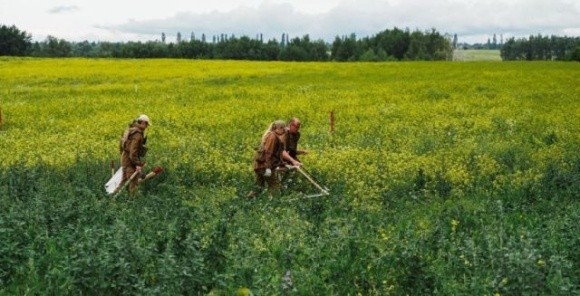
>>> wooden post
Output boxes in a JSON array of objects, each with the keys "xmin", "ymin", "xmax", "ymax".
[{"xmin": 329, "ymin": 111, "xmax": 335, "ymax": 134}]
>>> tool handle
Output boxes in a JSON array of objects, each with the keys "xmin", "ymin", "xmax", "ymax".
[
  {"xmin": 296, "ymin": 166, "xmax": 329, "ymax": 195},
  {"xmin": 110, "ymin": 160, "xmax": 116, "ymax": 177}
]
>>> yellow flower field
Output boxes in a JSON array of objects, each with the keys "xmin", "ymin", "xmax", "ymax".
[{"xmin": 1, "ymin": 58, "xmax": 578, "ymax": 200}]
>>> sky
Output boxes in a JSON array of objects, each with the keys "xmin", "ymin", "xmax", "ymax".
[{"xmin": 1, "ymin": 0, "xmax": 579, "ymax": 45}]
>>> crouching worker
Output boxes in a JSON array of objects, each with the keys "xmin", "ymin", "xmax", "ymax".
[
  {"xmin": 280, "ymin": 117, "xmax": 305, "ymax": 191},
  {"xmin": 248, "ymin": 120, "xmax": 287, "ymax": 198},
  {"xmin": 284, "ymin": 117, "xmax": 307, "ymax": 164},
  {"xmin": 120, "ymin": 114, "xmax": 151, "ymax": 195}
]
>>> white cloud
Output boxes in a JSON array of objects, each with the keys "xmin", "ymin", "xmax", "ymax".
[{"xmin": 47, "ymin": 5, "xmax": 79, "ymax": 14}]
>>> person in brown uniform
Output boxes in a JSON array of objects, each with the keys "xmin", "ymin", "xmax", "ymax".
[
  {"xmin": 279, "ymin": 117, "xmax": 306, "ymax": 190},
  {"xmin": 119, "ymin": 114, "xmax": 151, "ymax": 194},
  {"xmin": 283, "ymin": 117, "xmax": 307, "ymax": 165},
  {"xmin": 249, "ymin": 120, "xmax": 287, "ymax": 197}
]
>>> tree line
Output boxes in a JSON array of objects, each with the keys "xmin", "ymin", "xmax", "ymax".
[
  {"xmin": 500, "ymin": 34, "xmax": 580, "ymax": 61},
  {"xmin": 2, "ymin": 24, "xmax": 579, "ymax": 61},
  {"xmin": 1, "ymin": 24, "xmax": 452, "ymax": 61}
]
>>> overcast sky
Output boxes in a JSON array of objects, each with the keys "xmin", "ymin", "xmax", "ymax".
[{"xmin": 1, "ymin": 0, "xmax": 579, "ymax": 44}]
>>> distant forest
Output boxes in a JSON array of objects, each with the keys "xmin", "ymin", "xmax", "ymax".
[{"xmin": 1, "ymin": 24, "xmax": 579, "ymax": 61}]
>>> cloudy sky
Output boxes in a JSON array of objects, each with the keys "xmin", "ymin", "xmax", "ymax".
[{"xmin": 1, "ymin": 0, "xmax": 579, "ymax": 44}]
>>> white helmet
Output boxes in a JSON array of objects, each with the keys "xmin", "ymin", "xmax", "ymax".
[{"xmin": 137, "ymin": 114, "xmax": 151, "ymax": 126}]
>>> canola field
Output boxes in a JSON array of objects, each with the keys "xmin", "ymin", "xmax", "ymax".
[{"xmin": 0, "ymin": 58, "xmax": 578, "ymax": 295}]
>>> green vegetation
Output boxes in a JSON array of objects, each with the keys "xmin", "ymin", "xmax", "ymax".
[
  {"xmin": 0, "ymin": 59, "xmax": 578, "ymax": 294},
  {"xmin": 1, "ymin": 24, "xmax": 452, "ymax": 61},
  {"xmin": 0, "ymin": 24, "xmax": 32, "ymax": 56},
  {"xmin": 501, "ymin": 35, "xmax": 580, "ymax": 61}
]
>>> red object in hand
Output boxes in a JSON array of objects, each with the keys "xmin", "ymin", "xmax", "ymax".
[{"xmin": 152, "ymin": 166, "xmax": 164, "ymax": 174}]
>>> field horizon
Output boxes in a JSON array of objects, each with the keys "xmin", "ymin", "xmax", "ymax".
[{"xmin": 453, "ymin": 49, "xmax": 502, "ymax": 61}]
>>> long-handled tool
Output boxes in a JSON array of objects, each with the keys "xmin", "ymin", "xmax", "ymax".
[
  {"xmin": 138, "ymin": 166, "xmax": 164, "ymax": 184},
  {"xmin": 297, "ymin": 166, "xmax": 329, "ymax": 192},
  {"xmin": 292, "ymin": 166, "xmax": 330, "ymax": 198},
  {"xmin": 112, "ymin": 169, "xmax": 141, "ymax": 198},
  {"xmin": 106, "ymin": 164, "xmax": 164, "ymax": 198},
  {"xmin": 110, "ymin": 160, "xmax": 116, "ymax": 177}
]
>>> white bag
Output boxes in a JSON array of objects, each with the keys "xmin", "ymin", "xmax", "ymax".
[{"xmin": 105, "ymin": 168, "xmax": 124, "ymax": 195}]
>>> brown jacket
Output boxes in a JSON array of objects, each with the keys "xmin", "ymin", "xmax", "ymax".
[
  {"xmin": 120, "ymin": 126, "xmax": 146, "ymax": 168},
  {"xmin": 253, "ymin": 131, "xmax": 284, "ymax": 170},
  {"xmin": 285, "ymin": 129, "xmax": 301, "ymax": 160}
]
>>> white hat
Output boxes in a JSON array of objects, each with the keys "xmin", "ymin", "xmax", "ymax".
[{"xmin": 137, "ymin": 114, "xmax": 151, "ymax": 126}]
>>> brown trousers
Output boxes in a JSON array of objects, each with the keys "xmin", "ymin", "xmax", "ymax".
[{"xmin": 122, "ymin": 166, "xmax": 142, "ymax": 194}]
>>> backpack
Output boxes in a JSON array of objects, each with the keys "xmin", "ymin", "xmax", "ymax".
[{"xmin": 119, "ymin": 127, "xmax": 147, "ymax": 157}]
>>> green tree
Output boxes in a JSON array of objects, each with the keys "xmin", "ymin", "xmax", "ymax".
[
  {"xmin": 0, "ymin": 24, "xmax": 32, "ymax": 56},
  {"xmin": 309, "ymin": 39, "xmax": 329, "ymax": 61},
  {"xmin": 571, "ymin": 46, "xmax": 580, "ymax": 61},
  {"xmin": 280, "ymin": 35, "xmax": 329, "ymax": 61},
  {"xmin": 407, "ymin": 31, "xmax": 428, "ymax": 60},
  {"xmin": 72, "ymin": 41, "xmax": 97, "ymax": 57},
  {"xmin": 262, "ymin": 40, "xmax": 281, "ymax": 60},
  {"xmin": 360, "ymin": 49, "xmax": 378, "ymax": 61},
  {"xmin": 500, "ymin": 35, "xmax": 580, "ymax": 61},
  {"xmin": 374, "ymin": 27, "xmax": 410, "ymax": 60},
  {"xmin": 44, "ymin": 36, "xmax": 72, "ymax": 57},
  {"xmin": 425, "ymin": 29, "xmax": 452, "ymax": 60},
  {"xmin": 331, "ymin": 34, "xmax": 359, "ymax": 61},
  {"xmin": 279, "ymin": 45, "xmax": 308, "ymax": 61}
]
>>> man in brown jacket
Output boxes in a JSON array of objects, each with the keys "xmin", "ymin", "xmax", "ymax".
[
  {"xmin": 279, "ymin": 117, "xmax": 306, "ymax": 191},
  {"xmin": 283, "ymin": 117, "xmax": 307, "ymax": 165},
  {"xmin": 120, "ymin": 114, "xmax": 151, "ymax": 194}
]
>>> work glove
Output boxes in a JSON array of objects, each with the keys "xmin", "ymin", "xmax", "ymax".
[{"xmin": 264, "ymin": 168, "xmax": 272, "ymax": 177}]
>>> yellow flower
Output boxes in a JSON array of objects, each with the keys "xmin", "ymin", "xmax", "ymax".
[
  {"xmin": 537, "ymin": 259, "xmax": 545, "ymax": 267},
  {"xmin": 236, "ymin": 287, "xmax": 253, "ymax": 296},
  {"xmin": 451, "ymin": 219, "xmax": 459, "ymax": 232}
]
